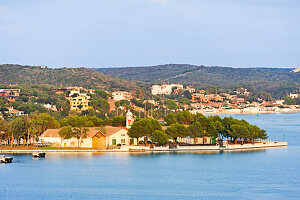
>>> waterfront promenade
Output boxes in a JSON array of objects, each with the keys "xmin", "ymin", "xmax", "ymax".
[{"xmin": 0, "ymin": 141, "xmax": 287, "ymax": 153}]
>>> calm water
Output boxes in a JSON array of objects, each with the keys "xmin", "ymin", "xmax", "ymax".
[{"xmin": 1, "ymin": 113, "xmax": 300, "ymax": 200}]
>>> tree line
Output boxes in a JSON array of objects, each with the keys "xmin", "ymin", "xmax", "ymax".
[
  {"xmin": 0, "ymin": 112, "xmax": 126, "ymax": 147},
  {"xmin": 128, "ymin": 111, "xmax": 268, "ymax": 145}
]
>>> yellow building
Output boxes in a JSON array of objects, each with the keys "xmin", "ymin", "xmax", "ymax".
[{"xmin": 69, "ymin": 95, "xmax": 89, "ymax": 111}]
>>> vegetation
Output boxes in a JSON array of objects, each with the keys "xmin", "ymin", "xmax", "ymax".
[
  {"xmin": 0, "ymin": 64, "xmax": 145, "ymax": 91},
  {"xmin": 126, "ymin": 111, "xmax": 268, "ymax": 145},
  {"xmin": 96, "ymin": 64, "xmax": 300, "ymax": 98}
]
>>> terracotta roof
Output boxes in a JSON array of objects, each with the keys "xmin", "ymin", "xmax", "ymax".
[
  {"xmin": 103, "ymin": 126, "xmax": 126, "ymax": 136},
  {"xmin": 41, "ymin": 126, "xmax": 126, "ymax": 138},
  {"xmin": 41, "ymin": 129, "xmax": 60, "ymax": 137}
]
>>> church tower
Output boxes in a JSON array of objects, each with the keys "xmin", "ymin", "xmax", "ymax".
[{"xmin": 126, "ymin": 110, "xmax": 134, "ymax": 129}]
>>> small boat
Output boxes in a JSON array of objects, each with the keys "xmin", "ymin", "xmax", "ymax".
[
  {"xmin": 33, "ymin": 152, "xmax": 46, "ymax": 158},
  {"xmin": 0, "ymin": 155, "xmax": 13, "ymax": 163}
]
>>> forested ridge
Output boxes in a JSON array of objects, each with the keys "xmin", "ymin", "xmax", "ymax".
[
  {"xmin": 96, "ymin": 64, "xmax": 300, "ymax": 98},
  {"xmin": 0, "ymin": 64, "xmax": 145, "ymax": 91}
]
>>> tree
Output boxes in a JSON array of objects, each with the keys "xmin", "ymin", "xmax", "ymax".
[
  {"xmin": 91, "ymin": 99, "xmax": 110, "ymax": 115},
  {"xmin": 128, "ymin": 118, "xmax": 162, "ymax": 143},
  {"xmin": 183, "ymin": 90, "xmax": 192, "ymax": 100},
  {"xmin": 283, "ymin": 97, "xmax": 296, "ymax": 105},
  {"xmin": 10, "ymin": 117, "xmax": 29, "ymax": 147},
  {"xmin": 66, "ymin": 115, "xmax": 89, "ymax": 147},
  {"xmin": 112, "ymin": 115, "xmax": 126, "ymax": 127},
  {"xmin": 77, "ymin": 104, "xmax": 83, "ymax": 111},
  {"xmin": 164, "ymin": 113, "xmax": 177, "ymax": 125},
  {"xmin": 30, "ymin": 113, "xmax": 60, "ymax": 137},
  {"xmin": 177, "ymin": 110, "xmax": 193, "ymax": 125},
  {"xmin": 150, "ymin": 130, "xmax": 169, "ymax": 146},
  {"xmin": 165, "ymin": 123, "xmax": 188, "ymax": 142},
  {"xmin": 165, "ymin": 99, "xmax": 178, "ymax": 110},
  {"xmin": 0, "ymin": 119, "xmax": 10, "ymax": 145},
  {"xmin": 94, "ymin": 89, "xmax": 108, "ymax": 100},
  {"xmin": 188, "ymin": 121, "xmax": 204, "ymax": 139},
  {"xmin": 58, "ymin": 126, "xmax": 73, "ymax": 147},
  {"xmin": 71, "ymin": 93, "xmax": 79, "ymax": 98}
]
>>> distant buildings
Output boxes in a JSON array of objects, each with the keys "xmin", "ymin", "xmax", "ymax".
[
  {"xmin": 0, "ymin": 89, "xmax": 20, "ymax": 102},
  {"xmin": 112, "ymin": 91, "xmax": 132, "ymax": 101},
  {"xmin": 43, "ymin": 103, "xmax": 58, "ymax": 111},
  {"xmin": 5, "ymin": 107, "xmax": 25, "ymax": 117},
  {"xmin": 191, "ymin": 94, "xmax": 224, "ymax": 103},
  {"xmin": 151, "ymin": 84, "xmax": 184, "ymax": 95},
  {"xmin": 291, "ymin": 68, "xmax": 300, "ymax": 73},
  {"xmin": 68, "ymin": 95, "xmax": 90, "ymax": 111},
  {"xmin": 289, "ymin": 93, "xmax": 300, "ymax": 99}
]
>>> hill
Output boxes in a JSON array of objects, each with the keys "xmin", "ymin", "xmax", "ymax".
[
  {"xmin": 0, "ymin": 64, "xmax": 144, "ymax": 91},
  {"xmin": 95, "ymin": 64, "xmax": 300, "ymax": 97}
]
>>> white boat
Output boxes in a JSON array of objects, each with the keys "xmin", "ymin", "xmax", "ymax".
[
  {"xmin": 33, "ymin": 152, "xmax": 46, "ymax": 158},
  {"xmin": 0, "ymin": 155, "xmax": 13, "ymax": 163}
]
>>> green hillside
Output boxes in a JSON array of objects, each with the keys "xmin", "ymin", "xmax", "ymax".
[
  {"xmin": 0, "ymin": 64, "xmax": 144, "ymax": 91},
  {"xmin": 95, "ymin": 64, "xmax": 300, "ymax": 97}
]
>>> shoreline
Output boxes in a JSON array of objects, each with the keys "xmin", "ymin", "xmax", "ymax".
[
  {"xmin": 0, "ymin": 142, "xmax": 288, "ymax": 153},
  {"xmin": 191, "ymin": 109, "xmax": 300, "ymax": 115}
]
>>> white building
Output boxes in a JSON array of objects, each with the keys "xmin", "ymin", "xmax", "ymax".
[
  {"xmin": 289, "ymin": 93, "xmax": 300, "ymax": 99},
  {"xmin": 151, "ymin": 84, "xmax": 183, "ymax": 95},
  {"xmin": 126, "ymin": 110, "xmax": 135, "ymax": 129},
  {"xmin": 43, "ymin": 103, "xmax": 58, "ymax": 111},
  {"xmin": 5, "ymin": 107, "xmax": 25, "ymax": 116},
  {"xmin": 40, "ymin": 126, "xmax": 130, "ymax": 149},
  {"xmin": 112, "ymin": 91, "xmax": 132, "ymax": 101}
]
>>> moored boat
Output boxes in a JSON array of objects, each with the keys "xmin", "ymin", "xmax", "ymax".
[
  {"xmin": 0, "ymin": 155, "xmax": 13, "ymax": 163},
  {"xmin": 33, "ymin": 152, "xmax": 46, "ymax": 158}
]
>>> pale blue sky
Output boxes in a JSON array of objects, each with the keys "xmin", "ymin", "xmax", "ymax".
[{"xmin": 0, "ymin": 0, "xmax": 299, "ymax": 68}]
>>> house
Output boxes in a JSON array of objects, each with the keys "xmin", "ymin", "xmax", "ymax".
[
  {"xmin": 107, "ymin": 99, "xmax": 116, "ymax": 112},
  {"xmin": 112, "ymin": 91, "xmax": 132, "ymax": 101},
  {"xmin": 5, "ymin": 107, "xmax": 25, "ymax": 117},
  {"xmin": 289, "ymin": 93, "xmax": 300, "ymax": 99},
  {"xmin": 185, "ymin": 86, "xmax": 195, "ymax": 93},
  {"xmin": 43, "ymin": 103, "xmax": 58, "ymax": 111},
  {"xmin": 40, "ymin": 126, "xmax": 130, "ymax": 149},
  {"xmin": 68, "ymin": 95, "xmax": 90, "ymax": 111},
  {"xmin": 151, "ymin": 84, "xmax": 183, "ymax": 95},
  {"xmin": 0, "ymin": 89, "xmax": 20, "ymax": 102}
]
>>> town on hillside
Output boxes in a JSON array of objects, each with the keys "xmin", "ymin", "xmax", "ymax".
[{"xmin": 0, "ymin": 83, "xmax": 297, "ymax": 150}]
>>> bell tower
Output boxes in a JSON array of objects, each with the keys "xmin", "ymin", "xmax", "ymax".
[{"xmin": 126, "ymin": 110, "xmax": 134, "ymax": 129}]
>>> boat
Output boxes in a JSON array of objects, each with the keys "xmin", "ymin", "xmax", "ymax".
[
  {"xmin": 0, "ymin": 155, "xmax": 13, "ymax": 163},
  {"xmin": 33, "ymin": 152, "xmax": 46, "ymax": 158}
]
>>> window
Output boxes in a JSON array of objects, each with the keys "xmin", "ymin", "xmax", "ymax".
[
  {"xmin": 112, "ymin": 139, "xmax": 116, "ymax": 145},
  {"xmin": 121, "ymin": 139, "xmax": 125, "ymax": 144}
]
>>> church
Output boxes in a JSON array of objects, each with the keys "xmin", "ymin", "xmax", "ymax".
[{"xmin": 39, "ymin": 110, "xmax": 136, "ymax": 149}]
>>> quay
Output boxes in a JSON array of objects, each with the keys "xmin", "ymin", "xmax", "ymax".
[{"xmin": 0, "ymin": 141, "xmax": 287, "ymax": 153}]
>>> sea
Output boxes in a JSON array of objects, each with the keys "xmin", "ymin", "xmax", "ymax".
[{"xmin": 1, "ymin": 113, "xmax": 300, "ymax": 200}]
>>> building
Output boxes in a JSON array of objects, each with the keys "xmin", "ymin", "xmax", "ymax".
[
  {"xmin": 43, "ymin": 104, "xmax": 58, "ymax": 111},
  {"xmin": 185, "ymin": 86, "xmax": 195, "ymax": 93},
  {"xmin": 126, "ymin": 110, "xmax": 135, "ymax": 129},
  {"xmin": 68, "ymin": 95, "xmax": 90, "ymax": 111},
  {"xmin": 107, "ymin": 99, "xmax": 116, "ymax": 113},
  {"xmin": 112, "ymin": 91, "xmax": 132, "ymax": 101},
  {"xmin": 231, "ymin": 98, "xmax": 246, "ymax": 104},
  {"xmin": 40, "ymin": 126, "xmax": 130, "ymax": 149},
  {"xmin": 5, "ymin": 107, "xmax": 25, "ymax": 117},
  {"xmin": 0, "ymin": 89, "xmax": 20, "ymax": 102},
  {"xmin": 289, "ymin": 93, "xmax": 300, "ymax": 99},
  {"xmin": 151, "ymin": 84, "xmax": 183, "ymax": 95}
]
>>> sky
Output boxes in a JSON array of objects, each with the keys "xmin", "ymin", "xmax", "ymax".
[{"xmin": 0, "ymin": 0, "xmax": 299, "ymax": 68}]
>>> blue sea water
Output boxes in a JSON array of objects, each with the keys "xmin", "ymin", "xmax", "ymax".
[{"xmin": 1, "ymin": 113, "xmax": 300, "ymax": 200}]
